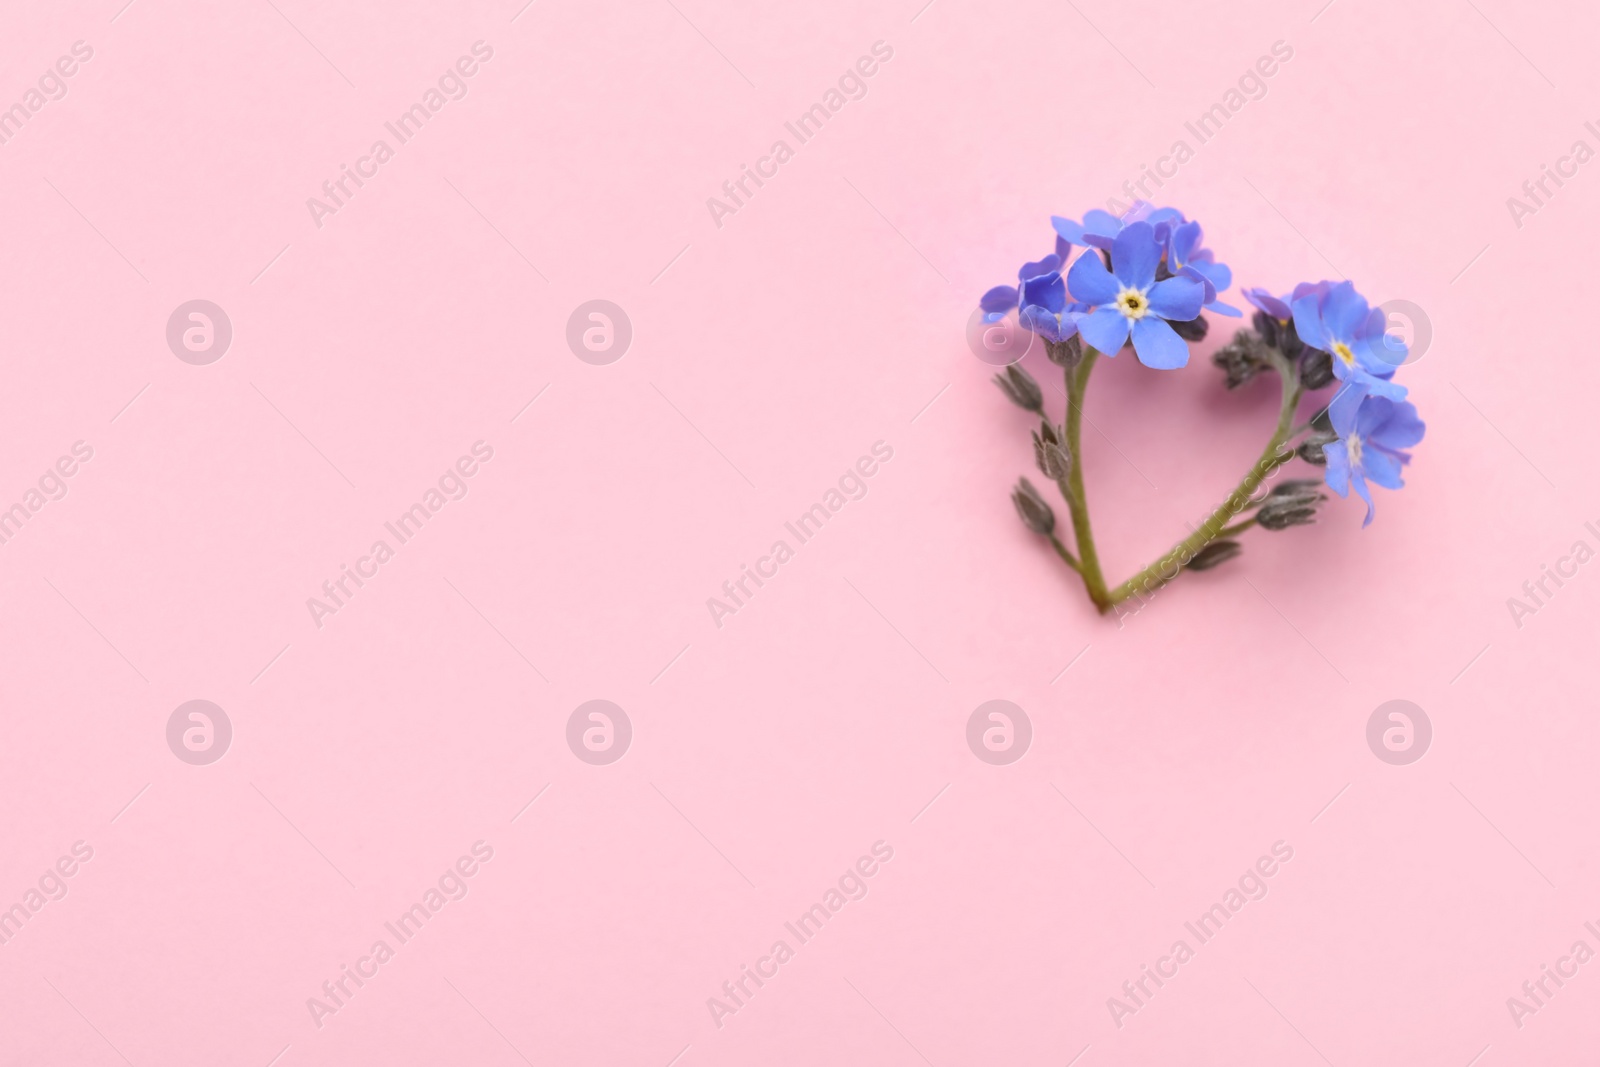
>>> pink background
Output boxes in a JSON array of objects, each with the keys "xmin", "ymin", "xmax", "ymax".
[{"xmin": 1, "ymin": 0, "xmax": 1595, "ymax": 1064}]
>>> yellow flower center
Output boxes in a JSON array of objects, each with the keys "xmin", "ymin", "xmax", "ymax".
[
  {"xmin": 1115, "ymin": 288, "xmax": 1149, "ymax": 320},
  {"xmin": 1332, "ymin": 341, "xmax": 1356, "ymax": 366}
]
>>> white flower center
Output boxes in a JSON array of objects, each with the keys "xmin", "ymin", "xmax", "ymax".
[
  {"xmin": 1346, "ymin": 431, "xmax": 1363, "ymax": 467},
  {"xmin": 1115, "ymin": 287, "xmax": 1150, "ymax": 320}
]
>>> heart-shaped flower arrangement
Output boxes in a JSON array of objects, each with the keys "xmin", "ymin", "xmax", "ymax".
[{"xmin": 982, "ymin": 202, "xmax": 1425, "ymax": 618}]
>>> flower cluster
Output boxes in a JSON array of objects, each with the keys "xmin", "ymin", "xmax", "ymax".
[
  {"xmin": 984, "ymin": 202, "xmax": 1237, "ymax": 368},
  {"xmin": 1245, "ymin": 279, "xmax": 1424, "ymax": 526},
  {"xmin": 983, "ymin": 203, "xmax": 1426, "ymax": 614}
]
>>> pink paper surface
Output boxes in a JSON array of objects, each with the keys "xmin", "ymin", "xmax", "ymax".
[{"xmin": 1, "ymin": 0, "xmax": 1594, "ymax": 1064}]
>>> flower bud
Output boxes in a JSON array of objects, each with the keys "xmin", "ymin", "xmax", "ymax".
[
  {"xmin": 1252, "ymin": 310, "xmax": 1281, "ymax": 349},
  {"xmin": 1046, "ymin": 335, "xmax": 1084, "ymax": 367},
  {"xmin": 1298, "ymin": 348, "xmax": 1335, "ymax": 390},
  {"xmin": 1212, "ymin": 329, "xmax": 1271, "ymax": 390},
  {"xmin": 1186, "ymin": 540, "xmax": 1242, "ymax": 571},
  {"xmin": 1258, "ymin": 504, "xmax": 1318, "ymax": 530},
  {"xmin": 1169, "ymin": 316, "xmax": 1209, "ymax": 342},
  {"xmin": 1268, "ymin": 478, "xmax": 1324, "ymax": 499},
  {"xmin": 993, "ymin": 364, "xmax": 1043, "ymax": 413},
  {"xmin": 1257, "ymin": 482, "xmax": 1325, "ymax": 530},
  {"xmin": 1280, "ymin": 318, "xmax": 1306, "ymax": 360},
  {"xmin": 1295, "ymin": 432, "xmax": 1336, "ymax": 465},
  {"xmin": 1011, "ymin": 477, "xmax": 1055, "ymax": 535},
  {"xmin": 1033, "ymin": 433, "xmax": 1071, "ymax": 481}
]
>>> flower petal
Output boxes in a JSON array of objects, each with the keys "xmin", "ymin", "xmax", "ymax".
[
  {"xmin": 980, "ymin": 285, "xmax": 1019, "ymax": 314},
  {"xmin": 1130, "ymin": 316, "xmax": 1190, "ymax": 369},
  {"xmin": 1067, "ymin": 249, "xmax": 1120, "ymax": 305},
  {"xmin": 1051, "ymin": 215, "xmax": 1085, "ymax": 243},
  {"xmin": 1019, "ymin": 253, "xmax": 1062, "ymax": 281},
  {"xmin": 1327, "ymin": 382, "xmax": 1367, "ymax": 435},
  {"xmin": 1368, "ymin": 399, "xmax": 1425, "ymax": 450},
  {"xmin": 1361, "ymin": 445, "xmax": 1405, "ymax": 490},
  {"xmin": 1147, "ymin": 275, "xmax": 1204, "ymax": 321},
  {"xmin": 1322, "ymin": 281, "xmax": 1369, "ymax": 343},
  {"xmin": 1078, "ymin": 210, "xmax": 1125, "ymax": 250},
  {"xmin": 1333, "ymin": 361, "xmax": 1408, "ymax": 402},
  {"xmin": 1244, "ymin": 288, "xmax": 1291, "ymax": 320},
  {"xmin": 1292, "ymin": 294, "xmax": 1331, "ymax": 351},
  {"xmin": 1079, "ymin": 306, "xmax": 1131, "ymax": 355},
  {"xmin": 1020, "ymin": 271, "xmax": 1066, "ymax": 314},
  {"xmin": 1191, "ymin": 251, "xmax": 1232, "ymax": 292},
  {"xmin": 1323, "ymin": 442, "xmax": 1352, "ymax": 497},
  {"xmin": 1020, "ymin": 305, "xmax": 1079, "ymax": 344},
  {"xmin": 1112, "ymin": 222, "xmax": 1160, "ymax": 289},
  {"xmin": 1083, "ymin": 209, "xmax": 1122, "ymax": 236},
  {"xmin": 1355, "ymin": 306, "xmax": 1404, "ymax": 369},
  {"xmin": 1178, "ymin": 265, "xmax": 1217, "ymax": 305},
  {"xmin": 1170, "ymin": 220, "xmax": 1202, "ymax": 269},
  {"xmin": 1351, "ymin": 472, "xmax": 1376, "ymax": 526}
]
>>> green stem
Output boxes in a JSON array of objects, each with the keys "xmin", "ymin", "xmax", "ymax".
[
  {"xmin": 1049, "ymin": 534, "xmax": 1081, "ymax": 573},
  {"xmin": 1060, "ymin": 351, "xmax": 1112, "ymax": 611},
  {"xmin": 1104, "ymin": 352, "xmax": 1302, "ymax": 609},
  {"xmin": 1215, "ymin": 517, "xmax": 1258, "ymax": 538}
]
